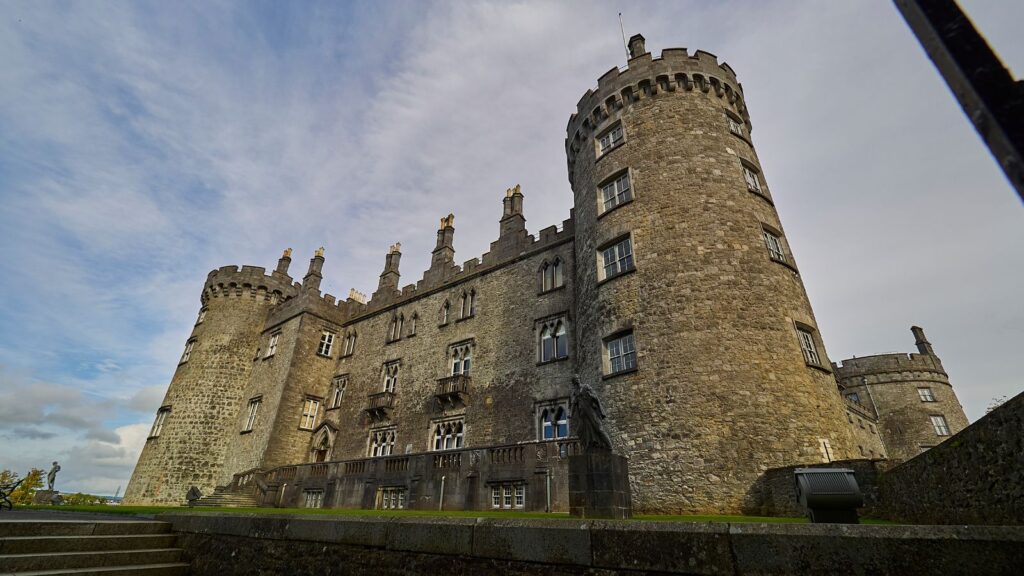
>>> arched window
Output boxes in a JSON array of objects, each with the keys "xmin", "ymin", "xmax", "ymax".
[
  {"xmin": 539, "ymin": 318, "xmax": 569, "ymax": 362},
  {"xmin": 343, "ymin": 330, "xmax": 358, "ymax": 356},
  {"xmin": 468, "ymin": 290, "xmax": 476, "ymax": 316},
  {"xmin": 432, "ymin": 419, "xmax": 465, "ymax": 451},
  {"xmin": 450, "ymin": 344, "xmax": 472, "ymax": 376},
  {"xmin": 370, "ymin": 428, "xmax": 396, "ymax": 457},
  {"xmin": 539, "ymin": 403, "xmax": 569, "ymax": 440},
  {"xmin": 541, "ymin": 259, "xmax": 564, "ymax": 292},
  {"xmin": 441, "ymin": 301, "xmax": 450, "ymax": 325},
  {"xmin": 310, "ymin": 424, "xmax": 335, "ymax": 463},
  {"xmin": 409, "ymin": 313, "xmax": 418, "ymax": 336},
  {"xmin": 540, "ymin": 408, "xmax": 553, "ymax": 440},
  {"xmin": 382, "ymin": 362, "xmax": 399, "ymax": 393},
  {"xmin": 555, "ymin": 407, "xmax": 568, "ymax": 438}
]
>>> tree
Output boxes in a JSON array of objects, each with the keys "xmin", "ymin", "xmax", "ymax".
[
  {"xmin": 985, "ymin": 395, "xmax": 1008, "ymax": 414},
  {"xmin": 62, "ymin": 493, "xmax": 108, "ymax": 506},
  {"xmin": 0, "ymin": 469, "xmax": 17, "ymax": 486},
  {"xmin": 10, "ymin": 468, "xmax": 44, "ymax": 505}
]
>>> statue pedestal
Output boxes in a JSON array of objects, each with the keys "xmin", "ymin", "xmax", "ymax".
[
  {"xmin": 32, "ymin": 490, "xmax": 61, "ymax": 505},
  {"xmin": 568, "ymin": 451, "xmax": 632, "ymax": 519}
]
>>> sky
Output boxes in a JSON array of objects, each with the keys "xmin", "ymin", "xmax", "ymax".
[{"xmin": 0, "ymin": 1, "xmax": 1021, "ymax": 496}]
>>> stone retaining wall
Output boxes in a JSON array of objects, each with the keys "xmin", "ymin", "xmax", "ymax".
[
  {"xmin": 757, "ymin": 458, "xmax": 892, "ymax": 518},
  {"xmin": 878, "ymin": 391, "xmax": 1024, "ymax": 525},
  {"xmin": 159, "ymin": 512, "xmax": 1024, "ymax": 575}
]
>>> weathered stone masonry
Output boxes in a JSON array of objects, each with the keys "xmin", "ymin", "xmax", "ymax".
[{"xmin": 125, "ymin": 35, "xmax": 970, "ymax": 514}]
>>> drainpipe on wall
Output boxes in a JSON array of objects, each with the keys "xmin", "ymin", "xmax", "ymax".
[
  {"xmin": 546, "ymin": 469, "xmax": 552, "ymax": 513},
  {"xmin": 862, "ymin": 376, "xmax": 881, "ymax": 420},
  {"xmin": 439, "ymin": 475, "xmax": 445, "ymax": 511}
]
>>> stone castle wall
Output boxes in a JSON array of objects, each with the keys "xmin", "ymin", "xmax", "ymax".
[{"xmin": 566, "ymin": 42, "xmax": 858, "ymax": 513}]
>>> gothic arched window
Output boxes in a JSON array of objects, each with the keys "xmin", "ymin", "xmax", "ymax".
[
  {"xmin": 539, "ymin": 318, "xmax": 569, "ymax": 362},
  {"xmin": 450, "ymin": 344, "xmax": 472, "ymax": 376}
]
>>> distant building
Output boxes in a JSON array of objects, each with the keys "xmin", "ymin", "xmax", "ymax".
[{"xmin": 124, "ymin": 35, "xmax": 968, "ymax": 514}]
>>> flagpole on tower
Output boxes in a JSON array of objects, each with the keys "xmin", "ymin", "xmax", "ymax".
[{"xmin": 618, "ymin": 13, "xmax": 629, "ymax": 60}]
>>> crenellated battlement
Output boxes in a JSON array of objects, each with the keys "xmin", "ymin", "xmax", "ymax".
[
  {"xmin": 833, "ymin": 352, "xmax": 948, "ymax": 385},
  {"xmin": 201, "ymin": 264, "xmax": 298, "ymax": 306},
  {"xmin": 565, "ymin": 47, "xmax": 748, "ymax": 182}
]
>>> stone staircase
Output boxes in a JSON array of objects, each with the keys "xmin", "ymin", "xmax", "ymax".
[
  {"xmin": 0, "ymin": 519, "xmax": 188, "ymax": 575},
  {"xmin": 191, "ymin": 487, "xmax": 258, "ymax": 508}
]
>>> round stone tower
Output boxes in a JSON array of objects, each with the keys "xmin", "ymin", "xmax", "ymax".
[
  {"xmin": 567, "ymin": 35, "xmax": 858, "ymax": 513},
  {"xmin": 123, "ymin": 255, "xmax": 297, "ymax": 505}
]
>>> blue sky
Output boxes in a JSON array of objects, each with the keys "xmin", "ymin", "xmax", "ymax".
[{"xmin": 1, "ymin": 1, "xmax": 1021, "ymax": 495}]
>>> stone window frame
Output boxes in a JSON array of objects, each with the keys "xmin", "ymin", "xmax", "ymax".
[
  {"xmin": 299, "ymin": 396, "xmax": 322, "ymax": 431},
  {"xmin": 341, "ymin": 330, "xmax": 357, "ymax": 357},
  {"xmin": 327, "ymin": 375, "xmax": 348, "ymax": 410},
  {"xmin": 148, "ymin": 406, "xmax": 171, "ymax": 439},
  {"xmin": 539, "ymin": 257, "xmax": 565, "ymax": 294},
  {"xmin": 309, "ymin": 423, "xmax": 336, "ymax": 463},
  {"xmin": 488, "ymin": 481, "xmax": 526, "ymax": 510},
  {"xmin": 382, "ymin": 360, "xmax": 400, "ymax": 393},
  {"xmin": 429, "ymin": 416, "xmax": 465, "ymax": 452},
  {"xmin": 377, "ymin": 486, "xmax": 407, "ymax": 510},
  {"xmin": 195, "ymin": 307, "xmax": 207, "ymax": 325},
  {"xmin": 794, "ymin": 322, "xmax": 829, "ymax": 373},
  {"xmin": 368, "ymin": 426, "xmax": 397, "ymax": 458},
  {"xmin": 929, "ymin": 414, "xmax": 951, "ymax": 436},
  {"xmin": 439, "ymin": 300, "xmax": 451, "ymax": 327},
  {"xmin": 179, "ymin": 339, "xmax": 196, "ymax": 364},
  {"xmin": 917, "ymin": 387, "xmax": 936, "ymax": 402},
  {"xmin": 759, "ymin": 223, "xmax": 798, "ymax": 272},
  {"xmin": 724, "ymin": 110, "xmax": 749, "ymax": 142},
  {"xmin": 302, "ymin": 489, "xmax": 324, "ymax": 509},
  {"xmin": 457, "ymin": 289, "xmax": 477, "ymax": 321},
  {"xmin": 536, "ymin": 399, "xmax": 570, "ymax": 441},
  {"xmin": 602, "ymin": 328, "xmax": 638, "ymax": 378},
  {"xmin": 448, "ymin": 340, "xmax": 474, "ymax": 376},
  {"xmin": 596, "ymin": 168, "xmax": 634, "ymax": 218},
  {"xmin": 595, "ymin": 120, "xmax": 626, "ymax": 159},
  {"xmin": 845, "ymin": 392, "xmax": 860, "ymax": 404},
  {"xmin": 317, "ymin": 329, "xmax": 336, "ymax": 358},
  {"xmin": 408, "ymin": 312, "xmax": 418, "ymax": 338},
  {"xmin": 241, "ymin": 396, "xmax": 261, "ymax": 434},
  {"xmin": 739, "ymin": 159, "xmax": 773, "ymax": 204},
  {"xmin": 597, "ymin": 233, "xmax": 636, "ymax": 284},
  {"xmin": 536, "ymin": 314, "xmax": 570, "ymax": 364},
  {"xmin": 265, "ymin": 331, "xmax": 281, "ymax": 359},
  {"xmin": 386, "ymin": 313, "xmax": 405, "ymax": 344}
]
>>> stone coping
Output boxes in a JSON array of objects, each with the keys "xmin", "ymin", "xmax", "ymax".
[{"xmin": 158, "ymin": 512, "xmax": 1024, "ymax": 575}]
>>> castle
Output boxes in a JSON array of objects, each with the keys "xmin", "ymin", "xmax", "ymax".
[{"xmin": 124, "ymin": 35, "xmax": 969, "ymax": 514}]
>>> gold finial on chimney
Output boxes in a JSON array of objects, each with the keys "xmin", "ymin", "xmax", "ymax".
[
  {"xmin": 389, "ymin": 243, "xmax": 402, "ymax": 254},
  {"xmin": 315, "ymin": 246, "xmax": 325, "ymax": 258},
  {"xmin": 514, "ymin": 183, "xmax": 521, "ymax": 195},
  {"xmin": 439, "ymin": 214, "xmax": 454, "ymax": 229},
  {"xmin": 283, "ymin": 248, "xmax": 292, "ymax": 258}
]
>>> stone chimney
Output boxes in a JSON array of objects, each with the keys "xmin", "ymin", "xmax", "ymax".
[
  {"xmin": 376, "ymin": 243, "xmax": 402, "ymax": 294},
  {"xmin": 432, "ymin": 214, "xmax": 455, "ymax": 269},
  {"xmin": 911, "ymin": 325, "xmax": 935, "ymax": 356},
  {"xmin": 303, "ymin": 247, "xmax": 325, "ymax": 292},
  {"xmin": 628, "ymin": 34, "xmax": 647, "ymax": 59},
  {"xmin": 275, "ymin": 248, "xmax": 293, "ymax": 276},
  {"xmin": 499, "ymin": 184, "xmax": 526, "ymax": 239}
]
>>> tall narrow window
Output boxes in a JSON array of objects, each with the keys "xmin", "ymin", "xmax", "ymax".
[
  {"xmin": 727, "ymin": 115, "xmax": 745, "ymax": 137},
  {"xmin": 797, "ymin": 327, "xmax": 821, "ymax": 366},
  {"xmin": 605, "ymin": 332, "xmax": 637, "ymax": 375},
  {"xmin": 300, "ymin": 398, "xmax": 320, "ymax": 430},
  {"xmin": 382, "ymin": 362, "xmax": 399, "ymax": 393},
  {"xmin": 330, "ymin": 376, "xmax": 347, "ymax": 408},
  {"xmin": 539, "ymin": 318, "xmax": 569, "ymax": 362},
  {"xmin": 450, "ymin": 344, "xmax": 472, "ymax": 376},
  {"xmin": 742, "ymin": 165, "xmax": 762, "ymax": 193},
  {"xmin": 441, "ymin": 301, "xmax": 450, "ymax": 325},
  {"xmin": 388, "ymin": 314, "xmax": 403, "ymax": 342},
  {"xmin": 149, "ymin": 407, "xmax": 170, "ymax": 438},
  {"xmin": 541, "ymin": 259, "xmax": 564, "ymax": 292},
  {"xmin": 342, "ymin": 331, "xmax": 357, "ymax": 356},
  {"xmin": 762, "ymin": 229, "xmax": 786, "ymax": 262},
  {"xmin": 600, "ymin": 172, "xmax": 632, "ymax": 212},
  {"xmin": 409, "ymin": 313, "xmax": 418, "ymax": 336},
  {"xmin": 180, "ymin": 340, "xmax": 195, "ymax": 363},
  {"xmin": 601, "ymin": 237, "xmax": 635, "ymax": 280},
  {"xmin": 266, "ymin": 333, "xmax": 280, "ymax": 358},
  {"xmin": 918, "ymin": 387, "xmax": 936, "ymax": 402},
  {"xmin": 243, "ymin": 398, "xmax": 261, "ymax": 432},
  {"xmin": 196, "ymin": 308, "xmax": 207, "ymax": 324},
  {"xmin": 930, "ymin": 415, "xmax": 950, "ymax": 436},
  {"xmin": 303, "ymin": 490, "xmax": 324, "ymax": 509},
  {"xmin": 317, "ymin": 331, "xmax": 335, "ymax": 357}
]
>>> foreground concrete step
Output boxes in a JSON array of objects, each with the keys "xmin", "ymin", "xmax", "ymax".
[
  {"xmin": 8, "ymin": 562, "xmax": 189, "ymax": 576},
  {"xmin": 0, "ymin": 523, "xmax": 170, "ymax": 538},
  {"xmin": 0, "ymin": 534, "xmax": 178, "ymax": 554},
  {"xmin": 0, "ymin": 548, "xmax": 182, "ymax": 572}
]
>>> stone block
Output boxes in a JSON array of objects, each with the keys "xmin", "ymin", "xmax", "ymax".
[
  {"xmin": 590, "ymin": 520, "xmax": 734, "ymax": 574},
  {"xmin": 472, "ymin": 518, "xmax": 591, "ymax": 565},
  {"xmin": 385, "ymin": 517, "xmax": 474, "ymax": 556},
  {"xmin": 568, "ymin": 451, "xmax": 632, "ymax": 519}
]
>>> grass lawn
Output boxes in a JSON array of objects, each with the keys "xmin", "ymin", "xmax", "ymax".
[{"xmin": 12, "ymin": 504, "xmax": 892, "ymax": 523}]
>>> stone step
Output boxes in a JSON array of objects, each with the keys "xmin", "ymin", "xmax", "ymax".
[
  {"xmin": 0, "ymin": 548, "xmax": 182, "ymax": 572},
  {"xmin": 0, "ymin": 523, "xmax": 170, "ymax": 538},
  {"xmin": 8, "ymin": 562, "xmax": 190, "ymax": 576},
  {"xmin": 0, "ymin": 534, "xmax": 178, "ymax": 554}
]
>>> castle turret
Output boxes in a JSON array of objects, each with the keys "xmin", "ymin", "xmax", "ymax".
[
  {"xmin": 566, "ymin": 37, "xmax": 859, "ymax": 513},
  {"xmin": 834, "ymin": 326, "xmax": 968, "ymax": 462},
  {"xmin": 123, "ymin": 260, "xmax": 297, "ymax": 505}
]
